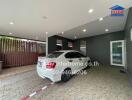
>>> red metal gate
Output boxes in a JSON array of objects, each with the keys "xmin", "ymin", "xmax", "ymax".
[{"xmin": 0, "ymin": 37, "xmax": 45, "ymax": 68}]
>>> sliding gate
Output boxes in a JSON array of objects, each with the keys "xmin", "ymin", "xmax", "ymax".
[{"xmin": 0, "ymin": 36, "xmax": 46, "ymax": 68}]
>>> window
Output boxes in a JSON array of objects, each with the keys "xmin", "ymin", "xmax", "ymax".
[
  {"xmin": 68, "ymin": 42, "xmax": 73, "ymax": 48},
  {"xmin": 48, "ymin": 52, "xmax": 64, "ymax": 58},
  {"xmin": 65, "ymin": 52, "xmax": 85, "ymax": 59},
  {"xmin": 56, "ymin": 39, "xmax": 62, "ymax": 51},
  {"xmin": 56, "ymin": 39, "xmax": 62, "ymax": 46}
]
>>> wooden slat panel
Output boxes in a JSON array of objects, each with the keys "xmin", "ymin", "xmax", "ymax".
[
  {"xmin": 0, "ymin": 36, "xmax": 45, "ymax": 68},
  {"xmin": 1, "ymin": 52, "xmax": 38, "ymax": 68}
]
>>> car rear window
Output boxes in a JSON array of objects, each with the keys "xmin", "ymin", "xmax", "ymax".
[
  {"xmin": 48, "ymin": 52, "xmax": 64, "ymax": 58},
  {"xmin": 65, "ymin": 52, "xmax": 85, "ymax": 58}
]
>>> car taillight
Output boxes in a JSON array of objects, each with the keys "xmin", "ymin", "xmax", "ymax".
[{"xmin": 46, "ymin": 62, "xmax": 56, "ymax": 69}]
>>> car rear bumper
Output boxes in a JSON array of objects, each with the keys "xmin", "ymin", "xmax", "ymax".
[{"xmin": 37, "ymin": 66, "xmax": 61, "ymax": 82}]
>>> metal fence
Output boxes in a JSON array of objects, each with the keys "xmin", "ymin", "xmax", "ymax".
[{"xmin": 0, "ymin": 37, "xmax": 45, "ymax": 68}]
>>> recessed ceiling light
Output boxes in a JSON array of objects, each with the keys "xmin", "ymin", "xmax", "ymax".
[
  {"xmin": 9, "ymin": 32, "xmax": 13, "ymax": 35},
  {"xmin": 9, "ymin": 22, "xmax": 14, "ymax": 25},
  {"xmin": 46, "ymin": 32, "xmax": 48, "ymax": 34},
  {"xmin": 83, "ymin": 29, "xmax": 87, "ymax": 32},
  {"xmin": 99, "ymin": 17, "xmax": 103, "ymax": 21},
  {"xmin": 105, "ymin": 29, "xmax": 109, "ymax": 32},
  {"xmin": 74, "ymin": 36, "xmax": 77, "ymax": 39},
  {"xmin": 88, "ymin": 9, "xmax": 94, "ymax": 13},
  {"xmin": 62, "ymin": 32, "xmax": 64, "ymax": 34}
]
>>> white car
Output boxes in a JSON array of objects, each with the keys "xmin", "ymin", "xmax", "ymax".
[{"xmin": 37, "ymin": 50, "xmax": 90, "ymax": 82}]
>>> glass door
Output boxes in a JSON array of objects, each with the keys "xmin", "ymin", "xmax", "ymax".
[{"xmin": 110, "ymin": 40, "xmax": 126, "ymax": 66}]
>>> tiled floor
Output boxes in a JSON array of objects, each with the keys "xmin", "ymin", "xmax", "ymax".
[
  {"xmin": 0, "ymin": 70, "xmax": 50, "ymax": 100},
  {"xmin": 0, "ymin": 65, "xmax": 35, "ymax": 79},
  {"xmin": 35, "ymin": 66, "xmax": 132, "ymax": 100},
  {"xmin": 0, "ymin": 65, "xmax": 132, "ymax": 100}
]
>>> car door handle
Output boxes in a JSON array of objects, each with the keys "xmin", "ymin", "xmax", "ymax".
[{"xmin": 69, "ymin": 60, "xmax": 73, "ymax": 62}]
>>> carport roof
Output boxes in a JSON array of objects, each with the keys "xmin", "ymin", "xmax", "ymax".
[{"xmin": 0, "ymin": 0, "xmax": 131, "ymax": 40}]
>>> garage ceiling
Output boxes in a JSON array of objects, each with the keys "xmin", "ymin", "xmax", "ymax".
[
  {"xmin": 0, "ymin": 0, "xmax": 132, "ymax": 41},
  {"xmin": 60, "ymin": 10, "xmax": 129, "ymax": 39}
]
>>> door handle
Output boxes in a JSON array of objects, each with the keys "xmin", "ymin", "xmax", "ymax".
[{"xmin": 69, "ymin": 60, "xmax": 73, "ymax": 62}]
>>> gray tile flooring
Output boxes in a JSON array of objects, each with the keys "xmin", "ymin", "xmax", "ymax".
[
  {"xmin": 0, "ymin": 70, "xmax": 51, "ymax": 100},
  {"xmin": 0, "ymin": 66, "xmax": 132, "ymax": 100}
]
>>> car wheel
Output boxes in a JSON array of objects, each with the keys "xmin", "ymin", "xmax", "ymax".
[
  {"xmin": 87, "ymin": 60, "xmax": 91, "ymax": 69},
  {"xmin": 61, "ymin": 69, "xmax": 72, "ymax": 82}
]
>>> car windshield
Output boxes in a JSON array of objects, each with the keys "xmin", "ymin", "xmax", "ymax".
[{"xmin": 47, "ymin": 52, "xmax": 64, "ymax": 58}]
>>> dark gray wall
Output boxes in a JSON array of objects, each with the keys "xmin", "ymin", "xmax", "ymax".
[
  {"xmin": 125, "ymin": 8, "xmax": 132, "ymax": 84},
  {"xmin": 48, "ymin": 36, "xmax": 57, "ymax": 53},
  {"xmin": 48, "ymin": 35, "xmax": 74, "ymax": 53},
  {"xmin": 74, "ymin": 31, "xmax": 125, "ymax": 65},
  {"xmin": 74, "ymin": 39, "xmax": 80, "ymax": 50}
]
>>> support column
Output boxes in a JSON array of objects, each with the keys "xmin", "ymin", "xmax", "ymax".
[{"xmin": 46, "ymin": 34, "xmax": 48, "ymax": 56}]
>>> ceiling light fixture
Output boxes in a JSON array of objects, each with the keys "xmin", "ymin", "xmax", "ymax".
[
  {"xmin": 83, "ymin": 29, "xmax": 87, "ymax": 32},
  {"xmin": 88, "ymin": 9, "xmax": 94, "ymax": 13},
  {"xmin": 46, "ymin": 32, "xmax": 48, "ymax": 34},
  {"xmin": 62, "ymin": 32, "xmax": 64, "ymax": 34},
  {"xmin": 105, "ymin": 29, "xmax": 109, "ymax": 32},
  {"xmin": 9, "ymin": 22, "xmax": 14, "ymax": 25},
  {"xmin": 74, "ymin": 36, "xmax": 77, "ymax": 39},
  {"xmin": 99, "ymin": 17, "xmax": 103, "ymax": 21},
  {"xmin": 9, "ymin": 32, "xmax": 13, "ymax": 35}
]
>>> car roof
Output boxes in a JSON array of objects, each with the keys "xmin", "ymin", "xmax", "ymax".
[{"xmin": 56, "ymin": 50, "xmax": 79, "ymax": 53}]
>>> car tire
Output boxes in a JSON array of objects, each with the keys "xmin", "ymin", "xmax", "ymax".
[
  {"xmin": 87, "ymin": 60, "xmax": 91, "ymax": 69},
  {"xmin": 61, "ymin": 69, "xmax": 72, "ymax": 82}
]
